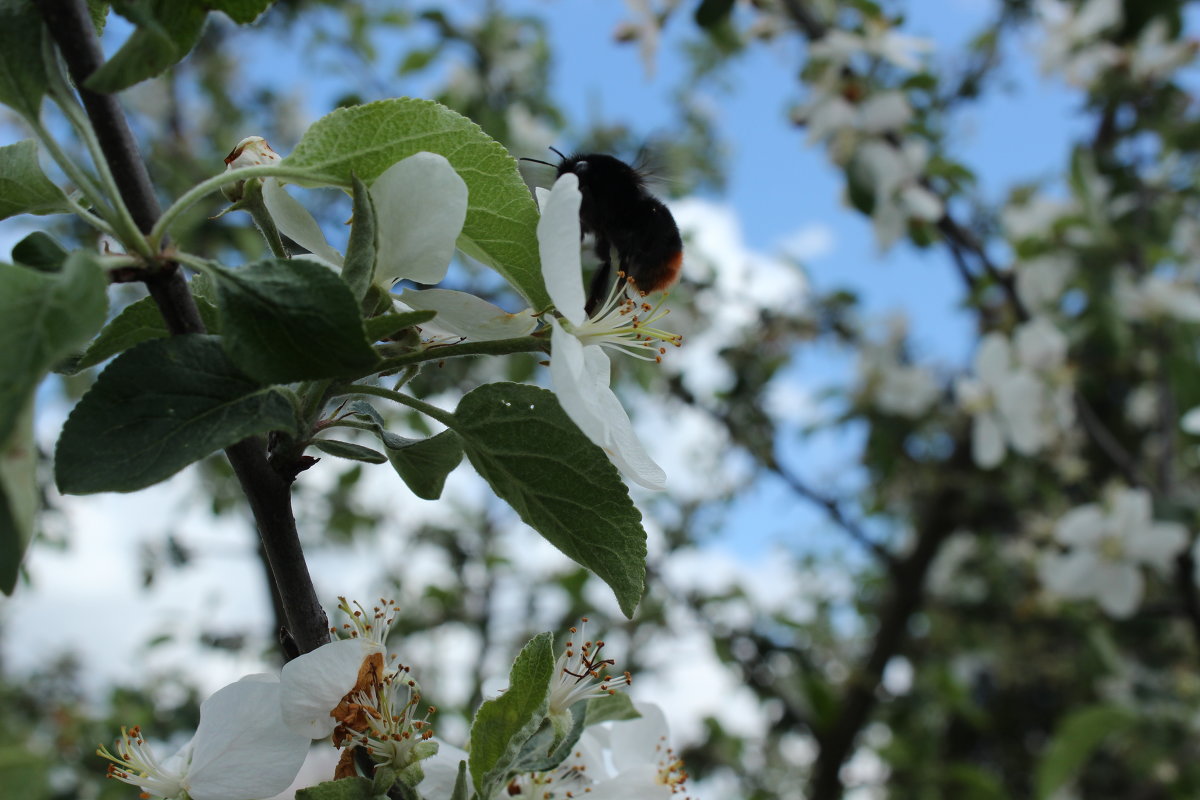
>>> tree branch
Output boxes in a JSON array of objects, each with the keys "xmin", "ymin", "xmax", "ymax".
[{"xmin": 36, "ymin": 0, "xmax": 329, "ymax": 655}]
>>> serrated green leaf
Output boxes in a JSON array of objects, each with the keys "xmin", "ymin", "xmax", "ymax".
[
  {"xmin": 1035, "ymin": 704, "xmax": 1136, "ymax": 800},
  {"xmin": 313, "ymin": 438, "xmax": 387, "ymax": 464},
  {"xmin": 363, "ymin": 309, "xmax": 436, "ymax": 342},
  {"xmin": 86, "ymin": 0, "xmax": 207, "ymax": 93},
  {"xmin": 11, "ymin": 231, "xmax": 68, "ymax": 273},
  {"xmin": 281, "ymin": 98, "xmax": 548, "ymax": 309},
  {"xmin": 74, "ymin": 290, "xmax": 220, "ymax": 371},
  {"xmin": 0, "ymin": 251, "xmax": 108, "ymax": 445},
  {"xmin": 349, "ymin": 402, "xmax": 462, "ymax": 499},
  {"xmin": 454, "ymin": 383, "xmax": 647, "ymax": 617},
  {"xmin": 296, "ymin": 776, "xmax": 376, "ymax": 800},
  {"xmin": 213, "ymin": 258, "xmax": 379, "ymax": 383},
  {"xmin": 208, "ymin": 0, "xmax": 273, "ymax": 24},
  {"xmin": 0, "ymin": 401, "xmax": 36, "ymax": 595},
  {"xmin": 55, "ymin": 335, "xmax": 298, "ymax": 494},
  {"xmin": 514, "ymin": 703, "xmax": 584, "ymax": 774},
  {"xmin": 343, "ymin": 175, "xmax": 377, "ymax": 302},
  {"xmin": 0, "ymin": 0, "xmax": 48, "ymax": 119},
  {"xmin": 469, "ymin": 631, "xmax": 554, "ymax": 798},
  {"xmin": 0, "ymin": 140, "xmax": 67, "ymax": 220}
]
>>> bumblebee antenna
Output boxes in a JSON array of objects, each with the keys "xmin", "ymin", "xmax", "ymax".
[
  {"xmin": 548, "ymin": 146, "xmax": 567, "ymax": 160},
  {"xmin": 519, "ymin": 157, "xmax": 556, "ymax": 167}
]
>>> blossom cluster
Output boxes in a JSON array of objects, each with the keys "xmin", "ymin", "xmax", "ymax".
[{"xmin": 98, "ymin": 602, "xmax": 687, "ymax": 800}]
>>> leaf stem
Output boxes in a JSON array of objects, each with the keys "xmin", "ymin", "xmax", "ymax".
[
  {"xmin": 338, "ymin": 384, "xmax": 457, "ymax": 428},
  {"xmin": 377, "ymin": 334, "xmax": 548, "ymax": 370},
  {"xmin": 150, "ymin": 165, "xmax": 344, "ymax": 248}
]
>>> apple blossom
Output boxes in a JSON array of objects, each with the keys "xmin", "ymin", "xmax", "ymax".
[
  {"xmin": 221, "ymin": 135, "xmax": 280, "ymax": 202},
  {"xmin": 260, "ymin": 150, "xmax": 468, "ymax": 287},
  {"xmin": 571, "ymin": 703, "xmax": 690, "ymax": 800},
  {"xmin": 1039, "ymin": 486, "xmax": 1188, "ymax": 618},
  {"xmin": 537, "ymin": 173, "xmax": 680, "ymax": 490},
  {"xmin": 546, "ymin": 619, "xmax": 632, "ymax": 730},
  {"xmin": 279, "ymin": 597, "xmax": 395, "ymax": 739},
  {"xmin": 98, "ymin": 674, "xmax": 309, "ymax": 800},
  {"xmin": 956, "ymin": 333, "xmax": 1048, "ymax": 468}
]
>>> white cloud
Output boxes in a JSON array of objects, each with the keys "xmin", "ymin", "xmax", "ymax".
[{"xmin": 778, "ymin": 222, "xmax": 836, "ymax": 262}]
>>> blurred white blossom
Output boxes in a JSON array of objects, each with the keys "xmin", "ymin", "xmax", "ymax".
[
  {"xmin": 1038, "ymin": 0, "xmax": 1123, "ymax": 86},
  {"xmin": 1039, "ymin": 486, "xmax": 1187, "ymax": 618}
]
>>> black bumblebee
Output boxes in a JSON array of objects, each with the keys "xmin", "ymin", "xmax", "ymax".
[{"xmin": 525, "ymin": 149, "xmax": 683, "ymax": 315}]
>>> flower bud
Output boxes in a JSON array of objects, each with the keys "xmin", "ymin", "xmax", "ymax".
[{"xmin": 222, "ymin": 135, "xmax": 281, "ymax": 202}]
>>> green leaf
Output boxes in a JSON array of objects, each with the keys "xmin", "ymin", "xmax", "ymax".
[
  {"xmin": 584, "ymin": 691, "xmax": 640, "ymax": 726},
  {"xmin": 349, "ymin": 402, "xmax": 462, "ymax": 499},
  {"xmin": 0, "ymin": 0, "xmax": 48, "ymax": 118},
  {"xmin": 342, "ymin": 175, "xmax": 377, "ymax": 302},
  {"xmin": 454, "ymin": 383, "xmax": 647, "ymax": 617},
  {"xmin": 469, "ymin": 631, "xmax": 555, "ymax": 798},
  {"xmin": 514, "ymin": 702, "xmax": 585, "ymax": 774},
  {"xmin": 695, "ymin": 0, "xmax": 736, "ymax": 27},
  {"xmin": 362, "ymin": 309, "xmax": 435, "ymax": 342},
  {"xmin": 74, "ymin": 290, "xmax": 220, "ymax": 371},
  {"xmin": 449, "ymin": 760, "xmax": 469, "ymax": 800},
  {"xmin": 11, "ymin": 231, "xmax": 68, "ymax": 273},
  {"xmin": 208, "ymin": 0, "xmax": 273, "ymax": 24},
  {"xmin": 1035, "ymin": 704, "xmax": 1136, "ymax": 800},
  {"xmin": 0, "ymin": 140, "xmax": 68, "ymax": 220},
  {"xmin": 213, "ymin": 258, "xmax": 380, "ymax": 383},
  {"xmin": 281, "ymin": 98, "xmax": 549, "ymax": 309},
  {"xmin": 312, "ymin": 438, "xmax": 387, "ymax": 464},
  {"xmin": 55, "ymin": 335, "xmax": 298, "ymax": 494},
  {"xmin": 86, "ymin": 0, "xmax": 207, "ymax": 94},
  {"xmin": 384, "ymin": 429, "xmax": 463, "ymax": 500},
  {"xmin": 0, "ymin": 251, "xmax": 108, "ymax": 445},
  {"xmin": 0, "ymin": 401, "xmax": 36, "ymax": 595},
  {"xmin": 296, "ymin": 777, "xmax": 377, "ymax": 800}
]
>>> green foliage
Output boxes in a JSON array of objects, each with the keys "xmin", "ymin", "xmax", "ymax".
[
  {"xmin": 0, "ymin": 140, "xmax": 67, "ymax": 220},
  {"xmin": 342, "ymin": 175, "xmax": 377, "ymax": 302},
  {"xmin": 296, "ymin": 777, "xmax": 378, "ymax": 800},
  {"xmin": 212, "ymin": 258, "xmax": 379, "ymax": 383},
  {"xmin": 0, "ymin": 403, "xmax": 35, "ymax": 595},
  {"xmin": 74, "ymin": 290, "xmax": 220, "ymax": 372},
  {"xmin": 281, "ymin": 98, "xmax": 549, "ymax": 309},
  {"xmin": 347, "ymin": 402, "xmax": 463, "ymax": 500},
  {"xmin": 10, "ymin": 231, "xmax": 68, "ymax": 272},
  {"xmin": 86, "ymin": 0, "xmax": 276, "ymax": 92},
  {"xmin": 0, "ymin": 252, "xmax": 108, "ymax": 446},
  {"xmin": 313, "ymin": 438, "xmax": 387, "ymax": 464},
  {"xmin": 468, "ymin": 631, "xmax": 554, "ymax": 798},
  {"xmin": 55, "ymin": 335, "xmax": 298, "ymax": 494},
  {"xmin": 1035, "ymin": 705, "xmax": 1137, "ymax": 799},
  {"xmin": 0, "ymin": 0, "xmax": 48, "ymax": 119},
  {"xmin": 453, "ymin": 383, "xmax": 648, "ymax": 618}
]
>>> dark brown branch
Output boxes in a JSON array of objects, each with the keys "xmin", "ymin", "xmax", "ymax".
[
  {"xmin": 807, "ymin": 445, "xmax": 967, "ymax": 800},
  {"xmin": 36, "ymin": 0, "xmax": 329, "ymax": 655},
  {"xmin": 778, "ymin": 0, "xmax": 828, "ymax": 39}
]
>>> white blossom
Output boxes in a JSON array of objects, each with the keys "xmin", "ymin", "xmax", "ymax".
[
  {"xmin": 1038, "ymin": 0, "xmax": 1123, "ymax": 86},
  {"xmin": 261, "ymin": 151, "xmax": 468, "ymax": 287},
  {"xmin": 854, "ymin": 139, "xmax": 944, "ymax": 249},
  {"xmin": 98, "ymin": 675, "xmax": 309, "ymax": 800},
  {"xmin": 1115, "ymin": 272, "xmax": 1200, "ymax": 323},
  {"xmin": 1039, "ymin": 487, "xmax": 1187, "ymax": 618}
]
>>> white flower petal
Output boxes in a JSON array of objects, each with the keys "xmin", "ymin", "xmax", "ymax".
[
  {"xmin": 1055, "ymin": 504, "xmax": 1105, "ymax": 547},
  {"xmin": 418, "ymin": 741, "xmax": 469, "ymax": 799},
  {"xmin": 1181, "ymin": 405, "xmax": 1200, "ymax": 434},
  {"xmin": 1015, "ymin": 317, "xmax": 1068, "ymax": 372},
  {"xmin": 1131, "ymin": 522, "xmax": 1188, "ymax": 572},
  {"xmin": 185, "ymin": 675, "xmax": 309, "ymax": 800},
  {"xmin": 280, "ymin": 638, "xmax": 384, "ymax": 738},
  {"xmin": 1096, "ymin": 563, "xmax": 1142, "ymax": 618},
  {"xmin": 371, "ymin": 153, "xmax": 468, "ymax": 286},
  {"xmin": 261, "ymin": 179, "xmax": 345, "ymax": 268},
  {"xmin": 400, "ymin": 288, "xmax": 536, "ymax": 341},
  {"xmin": 539, "ymin": 174, "xmax": 587, "ymax": 327},
  {"xmin": 610, "ymin": 703, "xmax": 669, "ymax": 773},
  {"xmin": 972, "ymin": 412, "xmax": 1005, "ymax": 469},
  {"xmin": 586, "ymin": 764, "xmax": 673, "ymax": 800},
  {"xmin": 549, "ymin": 321, "xmax": 666, "ymax": 490},
  {"xmin": 975, "ymin": 333, "xmax": 1012, "ymax": 387}
]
